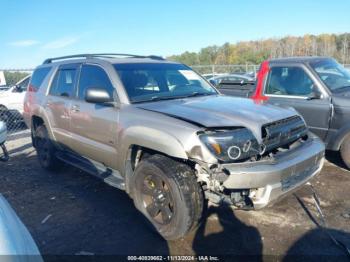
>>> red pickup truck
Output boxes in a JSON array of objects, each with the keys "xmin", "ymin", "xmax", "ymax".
[{"xmin": 218, "ymin": 57, "xmax": 350, "ymax": 169}]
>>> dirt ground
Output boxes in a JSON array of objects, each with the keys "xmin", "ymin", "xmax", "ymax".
[{"xmin": 1, "ymin": 132, "xmax": 350, "ymax": 261}]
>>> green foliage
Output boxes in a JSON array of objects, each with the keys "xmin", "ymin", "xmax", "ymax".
[
  {"xmin": 168, "ymin": 33, "xmax": 350, "ymax": 66},
  {"xmin": 3, "ymin": 71, "xmax": 29, "ymax": 87}
]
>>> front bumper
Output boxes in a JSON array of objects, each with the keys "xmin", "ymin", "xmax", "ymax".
[{"xmin": 221, "ymin": 133, "xmax": 325, "ymax": 209}]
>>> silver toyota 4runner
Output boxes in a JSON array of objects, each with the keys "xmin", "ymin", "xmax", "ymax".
[{"xmin": 23, "ymin": 54, "xmax": 325, "ymax": 240}]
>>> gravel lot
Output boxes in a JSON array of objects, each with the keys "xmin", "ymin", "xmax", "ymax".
[{"xmin": 1, "ymin": 132, "xmax": 350, "ymax": 261}]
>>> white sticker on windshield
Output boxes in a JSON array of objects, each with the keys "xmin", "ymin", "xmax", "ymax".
[{"xmin": 179, "ymin": 70, "xmax": 200, "ymax": 80}]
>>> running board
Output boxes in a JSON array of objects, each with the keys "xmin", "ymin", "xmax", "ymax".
[{"xmin": 56, "ymin": 151, "xmax": 125, "ymax": 190}]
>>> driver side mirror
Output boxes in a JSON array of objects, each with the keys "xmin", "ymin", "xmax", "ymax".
[
  {"xmin": 307, "ymin": 91, "xmax": 322, "ymax": 100},
  {"xmin": 85, "ymin": 87, "xmax": 113, "ymax": 104},
  {"xmin": 12, "ymin": 85, "xmax": 22, "ymax": 93}
]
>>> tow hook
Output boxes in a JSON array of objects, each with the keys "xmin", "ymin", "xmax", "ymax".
[{"xmin": 305, "ymin": 182, "xmax": 350, "ymax": 257}]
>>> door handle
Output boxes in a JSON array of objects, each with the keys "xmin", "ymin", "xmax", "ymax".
[{"xmin": 71, "ymin": 105, "xmax": 80, "ymax": 112}]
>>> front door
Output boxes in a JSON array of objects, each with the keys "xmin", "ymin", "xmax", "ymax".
[
  {"xmin": 264, "ymin": 65, "xmax": 331, "ymax": 140},
  {"xmin": 69, "ymin": 64, "xmax": 119, "ymax": 169}
]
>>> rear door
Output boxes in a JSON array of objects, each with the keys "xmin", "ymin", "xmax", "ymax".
[
  {"xmin": 45, "ymin": 64, "xmax": 79, "ymax": 146},
  {"xmin": 69, "ymin": 64, "xmax": 119, "ymax": 169},
  {"xmin": 264, "ymin": 64, "xmax": 331, "ymax": 140}
]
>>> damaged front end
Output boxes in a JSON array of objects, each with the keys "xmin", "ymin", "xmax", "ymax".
[{"xmin": 189, "ymin": 116, "xmax": 325, "ymax": 209}]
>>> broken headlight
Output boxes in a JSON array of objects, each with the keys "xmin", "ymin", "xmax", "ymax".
[{"xmin": 199, "ymin": 128, "xmax": 261, "ymax": 162}]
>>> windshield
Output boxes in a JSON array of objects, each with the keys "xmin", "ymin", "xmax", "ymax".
[
  {"xmin": 310, "ymin": 59, "xmax": 350, "ymax": 92},
  {"xmin": 114, "ymin": 63, "xmax": 217, "ymax": 103}
]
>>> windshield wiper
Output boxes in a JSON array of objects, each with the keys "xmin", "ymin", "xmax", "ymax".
[
  {"xmin": 132, "ymin": 95, "xmax": 187, "ymax": 104},
  {"xmin": 184, "ymin": 92, "xmax": 216, "ymax": 98},
  {"xmin": 132, "ymin": 92, "xmax": 215, "ymax": 104}
]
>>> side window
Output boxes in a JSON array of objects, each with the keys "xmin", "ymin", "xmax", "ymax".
[
  {"xmin": 78, "ymin": 65, "xmax": 115, "ymax": 100},
  {"xmin": 18, "ymin": 77, "xmax": 30, "ymax": 92},
  {"xmin": 29, "ymin": 67, "xmax": 51, "ymax": 92},
  {"xmin": 266, "ymin": 67, "xmax": 314, "ymax": 96},
  {"xmin": 50, "ymin": 68, "xmax": 77, "ymax": 97}
]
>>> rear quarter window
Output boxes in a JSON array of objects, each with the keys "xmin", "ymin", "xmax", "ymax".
[{"xmin": 29, "ymin": 67, "xmax": 51, "ymax": 92}]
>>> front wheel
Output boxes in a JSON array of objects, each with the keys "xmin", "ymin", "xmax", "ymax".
[
  {"xmin": 131, "ymin": 155, "xmax": 203, "ymax": 240},
  {"xmin": 340, "ymin": 135, "xmax": 350, "ymax": 170}
]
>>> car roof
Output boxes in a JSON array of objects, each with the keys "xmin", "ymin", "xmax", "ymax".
[
  {"xmin": 268, "ymin": 56, "xmax": 334, "ymax": 64},
  {"xmin": 34, "ymin": 57, "xmax": 182, "ymax": 72},
  {"xmin": 39, "ymin": 54, "xmax": 180, "ymax": 67},
  {"xmin": 107, "ymin": 57, "xmax": 179, "ymax": 65}
]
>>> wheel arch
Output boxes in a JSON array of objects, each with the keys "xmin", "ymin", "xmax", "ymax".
[
  {"xmin": 123, "ymin": 144, "xmax": 195, "ymax": 195},
  {"xmin": 30, "ymin": 114, "xmax": 56, "ymax": 147},
  {"xmin": 327, "ymin": 124, "xmax": 350, "ymax": 151}
]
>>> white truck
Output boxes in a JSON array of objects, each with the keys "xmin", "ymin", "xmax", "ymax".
[{"xmin": 0, "ymin": 75, "xmax": 30, "ymax": 126}]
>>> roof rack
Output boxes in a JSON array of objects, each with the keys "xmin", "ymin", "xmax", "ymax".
[{"xmin": 42, "ymin": 53, "xmax": 165, "ymax": 64}]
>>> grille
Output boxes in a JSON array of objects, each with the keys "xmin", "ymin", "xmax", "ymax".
[{"xmin": 262, "ymin": 116, "xmax": 307, "ymax": 152}]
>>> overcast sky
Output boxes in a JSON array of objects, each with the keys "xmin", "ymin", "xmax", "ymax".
[{"xmin": 1, "ymin": 0, "xmax": 350, "ymax": 68}]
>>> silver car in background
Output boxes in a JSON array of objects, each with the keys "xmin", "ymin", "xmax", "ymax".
[{"xmin": 208, "ymin": 73, "xmax": 255, "ymax": 86}]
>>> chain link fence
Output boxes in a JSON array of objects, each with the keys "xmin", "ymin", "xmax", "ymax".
[
  {"xmin": 0, "ymin": 108, "xmax": 29, "ymax": 141},
  {"xmin": 0, "ymin": 70, "xmax": 33, "ymax": 139}
]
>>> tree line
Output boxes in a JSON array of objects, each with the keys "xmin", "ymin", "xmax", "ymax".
[
  {"xmin": 167, "ymin": 33, "xmax": 350, "ymax": 66},
  {"xmin": 3, "ymin": 71, "xmax": 30, "ymax": 87}
]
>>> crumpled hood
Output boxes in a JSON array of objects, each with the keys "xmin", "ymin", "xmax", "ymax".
[{"xmin": 136, "ymin": 95, "xmax": 299, "ymax": 141}]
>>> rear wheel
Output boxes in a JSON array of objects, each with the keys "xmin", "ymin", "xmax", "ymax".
[
  {"xmin": 340, "ymin": 135, "xmax": 350, "ymax": 170},
  {"xmin": 34, "ymin": 125, "xmax": 61, "ymax": 171},
  {"xmin": 131, "ymin": 155, "xmax": 203, "ymax": 240}
]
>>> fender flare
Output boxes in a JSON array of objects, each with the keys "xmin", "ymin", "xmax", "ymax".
[
  {"xmin": 30, "ymin": 107, "xmax": 56, "ymax": 142},
  {"xmin": 120, "ymin": 126, "xmax": 188, "ymax": 161},
  {"xmin": 119, "ymin": 126, "xmax": 188, "ymax": 195}
]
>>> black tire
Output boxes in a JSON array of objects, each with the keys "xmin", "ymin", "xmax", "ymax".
[
  {"xmin": 340, "ymin": 135, "xmax": 350, "ymax": 170},
  {"xmin": 131, "ymin": 154, "xmax": 203, "ymax": 240},
  {"xmin": 34, "ymin": 125, "xmax": 61, "ymax": 171}
]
